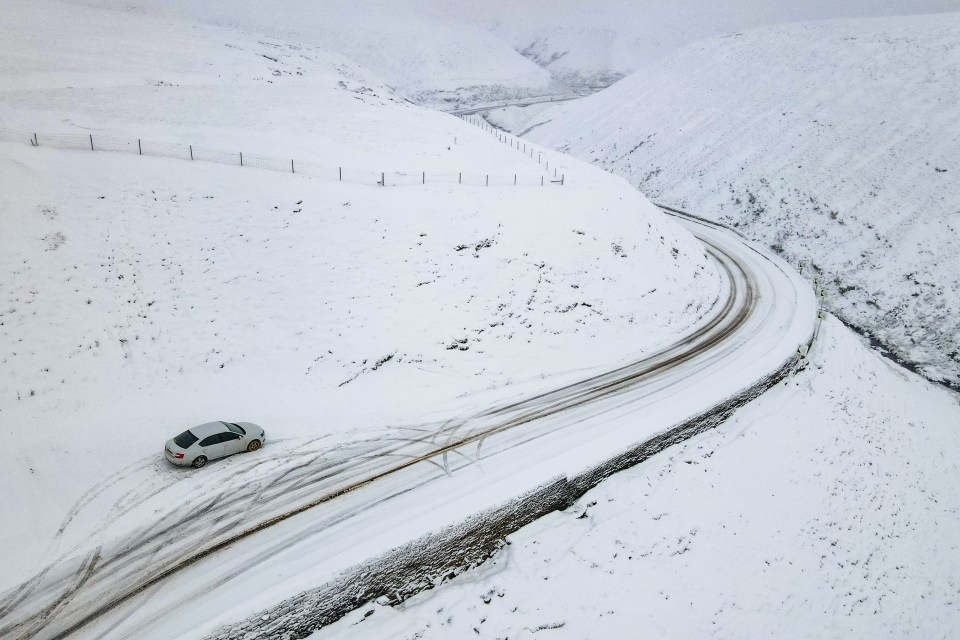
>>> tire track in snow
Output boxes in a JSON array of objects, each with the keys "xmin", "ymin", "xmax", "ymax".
[
  {"xmin": 1, "ymin": 208, "xmax": 811, "ymax": 640},
  {"xmin": 1, "ymin": 221, "xmax": 751, "ymax": 640}
]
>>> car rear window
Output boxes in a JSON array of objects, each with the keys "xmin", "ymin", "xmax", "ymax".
[
  {"xmin": 173, "ymin": 430, "xmax": 199, "ymax": 448},
  {"xmin": 226, "ymin": 422, "xmax": 246, "ymax": 435}
]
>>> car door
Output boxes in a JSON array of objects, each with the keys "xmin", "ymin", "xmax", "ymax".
[
  {"xmin": 197, "ymin": 434, "xmax": 225, "ymax": 460},
  {"xmin": 220, "ymin": 431, "xmax": 244, "ymax": 455}
]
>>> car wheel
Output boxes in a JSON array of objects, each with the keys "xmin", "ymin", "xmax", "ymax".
[
  {"xmin": 246, "ymin": 440, "xmax": 261, "ymax": 453},
  {"xmin": 192, "ymin": 455, "xmax": 208, "ymax": 469}
]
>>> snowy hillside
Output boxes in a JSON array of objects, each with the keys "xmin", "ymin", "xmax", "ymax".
[
  {"xmin": 527, "ymin": 13, "xmax": 960, "ymax": 388},
  {"xmin": 0, "ymin": 0, "xmax": 544, "ymax": 165},
  {"xmin": 0, "ymin": 0, "xmax": 718, "ymax": 606},
  {"xmin": 63, "ymin": 0, "xmax": 959, "ymax": 103},
  {"xmin": 54, "ymin": 0, "xmax": 558, "ymax": 108},
  {"xmin": 475, "ymin": 0, "xmax": 960, "ymax": 90},
  {"xmin": 317, "ymin": 316, "xmax": 960, "ymax": 639}
]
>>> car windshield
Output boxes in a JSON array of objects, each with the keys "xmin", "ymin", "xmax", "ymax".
[
  {"xmin": 225, "ymin": 422, "xmax": 246, "ymax": 435},
  {"xmin": 173, "ymin": 430, "xmax": 199, "ymax": 448}
]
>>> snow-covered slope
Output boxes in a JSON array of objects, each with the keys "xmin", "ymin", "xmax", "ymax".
[
  {"xmin": 447, "ymin": 0, "xmax": 960, "ymax": 93},
  {"xmin": 55, "ymin": 0, "xmax": 558, "ymax": 108},
  {"xmin": 527, "ymin": 13, "xmax": 960, "ymax": 388},
  {"xmin": 315, "ymin": 316, "xmax": 960, "ymax": 639},
  {"xmin": 0, "ymin": 0, "xmax": 717, "ymax": 607},
  {"xmin": 58, "ymin": 0, "xmax": 960, "ymax": 104},
  {"xmin": 0, "ymin": 0, "xmax": 544, "ymax": 166}
]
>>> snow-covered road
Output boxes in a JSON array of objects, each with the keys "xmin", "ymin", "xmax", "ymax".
[
  {"xmin": 0, "ymin": 210, "xmax": 816, "ymax": 640},
  {"xmin": 449, "ymin": 94, "xmax": 581, "ymax": 116}
]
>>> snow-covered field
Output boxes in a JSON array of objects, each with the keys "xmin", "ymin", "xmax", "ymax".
[
  {"xmin": 316, "ymin": 315, "xmax": 960, "ymax": 639},
  {"xmin": 0, "ymin": 0, "xmax": 717, "ymax": 622},
  {"xmin": 526, "ymin": 13, "xmax": 960, "ymax": 388}
]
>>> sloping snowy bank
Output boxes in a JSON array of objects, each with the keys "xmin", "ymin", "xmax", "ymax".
[
  {"xmin": 526, "ymin": 13, "xmax": 960, "ymax": 388},
  {"xmin": 315, "ymin": 315, "xmax": 960, "ymax": 640}
]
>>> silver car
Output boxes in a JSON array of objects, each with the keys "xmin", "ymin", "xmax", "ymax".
[{"xmin": 164, "ymin": 421, "xmax": 266, "ymax": 468}]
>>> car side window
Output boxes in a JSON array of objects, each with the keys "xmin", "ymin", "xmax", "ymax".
[
  {"xmin": 221, "ymin": 432, "xmax": 241, "ymax": 441},
  {"xmin": 226, "ymin": 422, "xmax": 246, "ymax": 435},
  {"xmin": 198, "ymin": 435, "xmax": 219, "ymax": 447}
]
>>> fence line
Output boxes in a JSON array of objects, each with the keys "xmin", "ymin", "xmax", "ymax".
[
  {"xmin": 0, "ymin": 126, "xmax": 560, "ymax": 189},
  {"xmin": 458, "ymin": 115, "xmax": 565, "ymax": 185}
]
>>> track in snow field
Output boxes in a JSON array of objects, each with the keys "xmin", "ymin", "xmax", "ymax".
[{"xmin": 0, "ymin": 210, "xmax": 816, "ymax": 640}]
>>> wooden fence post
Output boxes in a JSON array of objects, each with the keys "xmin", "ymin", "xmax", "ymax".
[
  {"xmin": 514, "ymin": 174, "xmax": 516, "ymax": 186},
  {"xmin": 291, "ymin": 159, "xmax": 295, "ymax": 174},
  {"xmin": 138, "ymin": 139, "xmax": 142, "ymax": 155},
  {"xmin": 33, "ymin": 133, "xmax": 38, "ymax": 146},
  {"xmin": 459, "ymin": 172, "xmax": 461, "ymax": 184},
  {"xmin": 240, "ymin": 152, "xmax": 243, "ymax": 166},
  {"xmin": 422, "ymin": 171, "xmax": 425, "ymax": 185},
  {"xmin": 89, "ymin": 134, "xmax": 94, "ymax": 151},
  {"xmin": 339, "ymin": 166, "xmax": 342, "ymax": 181},
  {"xmin": 486, "ymin": 175, "xmax": 489, "ymax": 187}
]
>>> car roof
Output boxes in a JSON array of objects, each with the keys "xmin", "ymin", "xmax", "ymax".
[{"xmin": 191, "ymin": 421, "xmax": 229, "ymax": 437}]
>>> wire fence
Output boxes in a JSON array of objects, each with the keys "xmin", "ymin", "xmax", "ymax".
[
  {"xmin": 457, "ymin": 115, "xmax": 566, "ymax": 185},
  {"xmin": 0, "ymin": 125, "xmax": 562, "ymax": 188}
]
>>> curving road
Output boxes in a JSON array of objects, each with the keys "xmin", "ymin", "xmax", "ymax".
[
  {"xmin": 0, "ymin": 208, "xmax": 816, "ymax": 640},
  {"xmin": 448, "ymin": 94, "xmax": 582, "ymax": 116}
]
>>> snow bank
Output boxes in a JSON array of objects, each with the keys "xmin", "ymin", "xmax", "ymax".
[
  {"xmin": 528, "ymin": 13, "xmax": 960, "ymax": 388},
  {"xmin": 315, "ymin": 316, "xmax": 960, "ymax": 639},
  {"xmin": 0, "ymin": 0, "xmax": 716, "ymax": 596}
]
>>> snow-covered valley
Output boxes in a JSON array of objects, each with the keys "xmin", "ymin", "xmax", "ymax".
[
  {"xmin": 2, "ymin": 1, "xmax": 960, "ymax": 639},
  {"xmin": 58, "ymin": 0, "xmax": 959, "ymax": 106}
]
